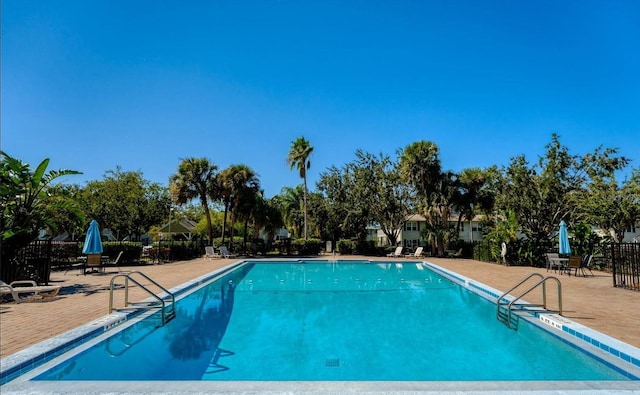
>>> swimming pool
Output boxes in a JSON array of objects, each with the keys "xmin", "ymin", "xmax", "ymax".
[{"xmin": 2, "ymin": 260, "xmax": 640, "ymax": 392}]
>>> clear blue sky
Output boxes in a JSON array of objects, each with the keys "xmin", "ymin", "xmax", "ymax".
[{"xmin": 2, "ymin": 0, "xmax": 639, "ymax": 198}]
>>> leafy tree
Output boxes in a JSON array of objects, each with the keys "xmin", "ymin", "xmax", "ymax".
[
  {"xmin": 482, "ymin": 210, "xmax": 520, "ymax": 262},
  {"xmin": 83, "ymin": 167, "xmax": 169, "ymax": 240},
  {"xmin": 43, "ymin": 183, "xmax": 86, "ymax": 239},
  {"xmin": 287, "ymin": 136, "xmax": 313, "ymax": 239},
  {"xmin": 346, "ymin": 150, "xmax": 412, "ymax": 246},
  {"xmin": 578, "ymin": 168, "xmax": 639, "ymax": 242},
  {"xmin": 1, "ymin": 152, "xmax": 81, "ymax": 265},
  {"xmin": 194, "ymin": 211, "xmax": 225, "ymax": 240},
  {"xmin": 169, "ymin": 158, "xmax": 218, "ymax": 244},
  {"xmin": 316, "ymin": 165, "xmax": 369, "ymax": 242},
  {"xmin": 495, "ymin": 134, "xmax": 629, "ymax": 263}
]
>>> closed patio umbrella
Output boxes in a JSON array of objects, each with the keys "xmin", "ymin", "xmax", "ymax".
[
  {"xmin": 559, "ymin": 220, "xmax": 571, "ymax": 255},
  {"xmin": 82, "ymin": 220, "xmax": 103, "ymax": 255}
]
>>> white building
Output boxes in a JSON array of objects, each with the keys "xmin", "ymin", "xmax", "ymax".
[{"xmin": 368, "ymin": 213, "xmax": 485, "ymax": 249}]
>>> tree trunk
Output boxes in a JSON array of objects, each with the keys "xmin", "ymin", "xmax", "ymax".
[
  {"xmin": 221, "ymin": 203, "xmax": 229, "ymax": 246},
  {"xmin": 303, "ymin": 175, "xmax": 308, "ymax": 239}
]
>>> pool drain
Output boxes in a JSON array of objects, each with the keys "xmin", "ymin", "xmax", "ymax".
[{"xmin": 325, "ymin": 358, "xmax": 340, "ymax": 367}]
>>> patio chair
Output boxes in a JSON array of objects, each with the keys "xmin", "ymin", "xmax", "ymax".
[
  {"xmin": 405, "ymin": 246, "xmax": 424, "ymax": 258},
  {"xmin": 386, "ymin": 246, "xmax": 404, "ymax": 258},
  {"xmin": 0, "ymin": 280, "xmax": 61, "ymax": 303},
  {"xmin": 545, "ymin": 253, "xmax": 566, "ymax": 272},
  {"xmin": 102, "ymin": 251, "xmax": 124, "ymax": 272},
  {"xmin": 579, "ymin": 254, "xmax": 594, "ymax": 277},
  {"xmin": 205, "ymin": 246, "xmax": 220, "ymax": 260},
  {"xmin": 85, "ymin": 254, "xmax": 103, "ymax": 274},
  {"xmin": 567, "ymin": 255, "xmax": 582, "ymax": 276},
  {"xmin": 219, "ymin": 246, "xmax": 238, "ymax": 259}
]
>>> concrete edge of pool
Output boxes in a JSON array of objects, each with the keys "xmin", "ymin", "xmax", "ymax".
[
  {"xmin": 3, "ymin": 379, "xmax": 640, "ymax": 394},
  {"xmin": 2, "ymin": 259, "xmax": 640, "ymax": 394}
]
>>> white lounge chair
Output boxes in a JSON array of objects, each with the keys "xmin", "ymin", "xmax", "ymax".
[
  {"xmin": 0, "ymin": 280, "xmax": 61, "ymax": 303},
  {"xmin": 102, "ymin": 251, "xmax": 124, "ymax": 272},
  {"xmin": 386, "ymin": 246, "xmax": 404, "ymax": 258},
  {"xmin": 205, "ymin": 246, "xmax": 220, "ymax": 260},
  {"xmin": 405, "ymin": 246, "xmax": 424, "ymax": 258},
  {"xmin": 219, "ymin": 246, "xmax": 238, "ymax": 259}
]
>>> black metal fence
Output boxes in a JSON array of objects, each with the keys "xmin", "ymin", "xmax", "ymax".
[
  {"xmin": 610, "ymin": 243, "xmax": 640, "ymax": 291},
  {"xmin": 1, "ymin": 239, "xmax": 208, "ymax": 285},
  {"xmin": 1, "ymin": 240, "xmax": 53, "ymax": 285}
]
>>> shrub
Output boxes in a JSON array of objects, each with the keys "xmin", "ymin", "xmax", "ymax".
[
  {"xmin": 102, "ymin": 242, "xmax": 143, "ymax": 264},
  {"xmin": 292, "ymin": 238, "xmax": 323, "ymax": 255},
  {"xmin": 337, "ymin": 239, "xmax": 353, "ymax": 254}
]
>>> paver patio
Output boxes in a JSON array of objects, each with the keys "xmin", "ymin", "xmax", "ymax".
[{"xmin": 1, "ymin": 256, "xmax": 639, "ymax": 360}]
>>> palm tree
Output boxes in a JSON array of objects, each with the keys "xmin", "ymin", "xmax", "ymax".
[
  {"xmin": 218, "ymin": 164, "xmax": 260, "ymax": 251},
  {"xmin": 398, "ymin": 140, "xmax": 441, "ymax": 197},
  {"xmin": 457, "ymin": 167, "xmax": 496, "ymax": 242},
  {"xmin": 273, "ymin": 185, "xmax": 304, "ymax": 238},
  {"xmin": 169, "ymin": 158, "xmax": 218, "ymax": 244},
  {"xmin": 287, "ymin": 136, "xmax": 313, "ymax": 239},
  {"xmin": 251, "ymin": 196, "xmax": 284, "ymax": 251}
]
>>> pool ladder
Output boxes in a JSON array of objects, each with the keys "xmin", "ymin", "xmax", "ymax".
[
  {"xmin": 109, "ymin": 271, "xmax": 176, "ymax": 326},
  {"xmin": 496, "ymin": 273, "xmax": 562, "ymax": 330}
]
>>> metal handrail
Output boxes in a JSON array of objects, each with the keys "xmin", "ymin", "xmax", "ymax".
[
  {"xmin": 497, "ymin": 273, "xmax": 544, "ymax": 305},
  {"xmin": 109, "ymin": 271, "xmax": 175, "ymax": 325},
  {"xmin": 497, "ymin": 274, "xmax": 562, "ymax": 329}
]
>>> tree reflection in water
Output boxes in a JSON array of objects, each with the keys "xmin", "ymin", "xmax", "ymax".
[{"xmin": 167, "ymin": 264, "xmax": 251, "ymax": 366}]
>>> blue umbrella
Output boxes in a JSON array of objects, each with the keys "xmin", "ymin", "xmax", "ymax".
[
  {"xmin": 559, "ymin": 220, "xmax": 571, "ymax": 255},
  {"xmin": 82, "ymin": 220, "xmax": 103, "ymax": 254}
]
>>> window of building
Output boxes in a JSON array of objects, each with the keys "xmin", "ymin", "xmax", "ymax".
[{"xmin": 405, "ymin": 221, "xmax": 418, "ymax": 231}]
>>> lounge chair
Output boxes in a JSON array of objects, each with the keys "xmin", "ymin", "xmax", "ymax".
[
  {"xmin": 205, "ymin": 246, "xmax": 220, "ymax": 260},
  {"xmin": 0, "ymin": 280, "xmax": 61, "ymax": 303},
  {"xmin": 449, "ymin": 248, "xmax": 463, "ymax": 258},
  {"xmin": 405, "ymin": 246, "xmax": 424, "ymax": 258},
  {"xmin": 219, "ymin": 246, "xmax": 238, "ymax": 259},
  {"xmin": 387, "ymin": 246, "xmax": 404, "ymax": 258},
  {"xmin": 102, "ymin": 251, "xmax": 123, "ymax": 272}
]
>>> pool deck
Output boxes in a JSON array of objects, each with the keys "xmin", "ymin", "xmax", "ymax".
[{"xmin": 2, "ymin": 255, "xmax": 640, "ymax": 360}]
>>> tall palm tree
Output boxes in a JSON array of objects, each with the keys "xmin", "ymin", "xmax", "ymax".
[
  {"xmin": 169, "ymin": 158, "xmax": 218, "ymax": 244},
  {"xmin": 287, "ymin": 136, "xmax": 313, "ymax": 239}
]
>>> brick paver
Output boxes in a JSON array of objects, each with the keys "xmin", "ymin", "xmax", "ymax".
[{"xmin": 1, "ymin": 256, "xmax": 639, "ymax": 359}]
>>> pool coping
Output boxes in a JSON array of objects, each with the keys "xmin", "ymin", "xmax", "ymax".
[{"xmin": 2, "ymin": 258, "xmax": 640, "ymax": 394}]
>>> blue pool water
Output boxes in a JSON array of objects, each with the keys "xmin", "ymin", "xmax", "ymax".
[{"xmin": 34, "ymin": 261, "xmax": 631, "ymax": 381}]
